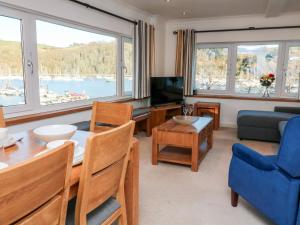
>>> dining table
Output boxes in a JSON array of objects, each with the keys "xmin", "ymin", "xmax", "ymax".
[{"xmin": 0, "ymin": 130, "xmax": 139, "ymax": 225}]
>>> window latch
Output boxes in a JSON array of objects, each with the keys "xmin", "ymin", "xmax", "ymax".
[{"xmin": 27, "ymin": 60, "xmax": 34, "ymax": 75}]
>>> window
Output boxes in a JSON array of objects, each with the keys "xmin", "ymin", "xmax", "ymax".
[
  {"xmin": 235, "ymin": 44, "xmax": 279, "ymax": 95},
  {"xmin": 122, "ymin": 38, "xmax": 133, "ymax": 95},
  {"xmin": 195, "ymin": 46, "xmax": 229, "ymax": 91},
  {"xmin": 284, "ymin": 45, "xmax": 300, "ymax": 96},
  {"xmin": 195, "ymin": 41, "xmax": 300, "ymax": 98},
  {"xmin": 36, "ymin": 20, "xmax": 118, "ymax": 105},
  {"xmin": 0, "ymin": 15, "xmax": 25, "ymax": 107},
  {"xmin": 0, "ymin": 5, "xmax": 135, "ymax": 115}
]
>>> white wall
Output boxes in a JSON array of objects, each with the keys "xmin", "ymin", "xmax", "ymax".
[
  {"xmin": 164, "ymin": 13, "xmax": 300, "ymax": 75},
  {"xmin": 0, "ymin": 0, "xmax": 152, "ymax": 36},
  {"xmin": 150, "ymin": 15, "xmax": 167, "ymax": 76}
]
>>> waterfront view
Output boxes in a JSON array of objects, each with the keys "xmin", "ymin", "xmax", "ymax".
[
  {"xmin": 0, "ymin": 76, "xmax": 132, "ymax": 106},
  {"xmin": 0, "ymin": 17, "xmax": 133, "ymax": 107}
]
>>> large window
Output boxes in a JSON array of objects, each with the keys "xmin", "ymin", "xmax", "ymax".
[
  {"xmin": 0, "ymin": 15, "xmax": 25, "ymax": 107},
  {"xmin": 195, "ymin": 46, "xmax": 229, "ymax": 91},
  {"xmin": 0, "ymin": 6, "xmax": 135, "ymax": 114},
  {"xmin": 36, "ymin": 20, "xmax": 118, "ymax": 105},
  {"xmin": 235, "ymin": 44, "xmax": 279, "ymax": 95},
  {"xmin": 195, "ymin": 41, "xmax": 300, "ymax": 98}
]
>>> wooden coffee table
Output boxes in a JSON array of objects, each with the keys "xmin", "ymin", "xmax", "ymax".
[{"xmin": 152, "ymin": 116, "xmax": 213, "ymax": 172}]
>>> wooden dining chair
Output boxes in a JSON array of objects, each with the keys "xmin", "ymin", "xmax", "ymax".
[
  {"xmin": 0, "ymin": 142, "xmax": 74, "ymax": 225},
  {"xmin": 90, "ymin": 102, "xmax": 133, "ymax": 133},
  {"xmin": 0, "ymin": 107, "xmax": 5, "ymax": 127},
  {"xmin": 66, "ymin": 120, "xmax": 135, "ymax": 225}
]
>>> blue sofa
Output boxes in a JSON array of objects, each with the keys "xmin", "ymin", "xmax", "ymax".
[{"xmin": 229, "ymin": 116, "xmax": 300, "ymax": 225}]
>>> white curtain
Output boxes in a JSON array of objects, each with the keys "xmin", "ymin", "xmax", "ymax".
[
  {"xmin": 175, "ymin": 29, "xmax": 195, "ymax": 96},
  {"xmin": 134, "ymin": 20, "xmax": 155, "ymax": 99}
]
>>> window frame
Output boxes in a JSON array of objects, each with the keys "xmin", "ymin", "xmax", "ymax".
[
  {"xmin": 195, "ymin": 40, "xmax": 300, "ymax": 99},
  {"xmin": 1, "ymin": 5, "xmax": 135, "ymax": 116},
  {"xmin": 281, "ymin": 41, "xmax": 300, "ymax": 98},
  {"xmin": 233, "ymin": 41, "xmax": 282, "ymax": 98},
  {"xmin": 121, "ymin": 36, "xmax": 134, "ymax": 97},
  {"xmin": 0, "ymin": 6, "xmax": 36, "ymax": 114},
  {"xmin": 195, "ymin": 43, "xmax": 233, "ymax": 94}
]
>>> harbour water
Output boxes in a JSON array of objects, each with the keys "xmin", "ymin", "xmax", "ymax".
[{"xmin": 0, "ymin": 77, "xmax": 132, "ymax": 106}]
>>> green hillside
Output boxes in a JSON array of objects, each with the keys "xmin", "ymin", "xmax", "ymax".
[{"xmin": 0, "ymin": 40, "xmax": 133, "ymax": 76}]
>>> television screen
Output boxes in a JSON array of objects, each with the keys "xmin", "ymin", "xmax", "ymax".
[{"xmin": 151, "ymin": 77, "xmax": 184, "ymax": 106}]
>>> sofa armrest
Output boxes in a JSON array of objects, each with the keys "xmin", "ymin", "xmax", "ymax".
[
  {"xmin": 274, "ymin": 106, "xmax": 300, "ymax": 115},
  {"xmin": 232, "ymin": 143, "xmax": 277, "ymax": 171}
]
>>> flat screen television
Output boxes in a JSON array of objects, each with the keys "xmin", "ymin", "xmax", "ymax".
[{"xmin": 151, "ymin": 77, "xmax": 184, "ymax": 106}]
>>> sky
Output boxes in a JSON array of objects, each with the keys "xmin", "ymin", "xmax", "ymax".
[{"xmin": 0, "ymin": 16, "xmax": 116, "ymax": 48}]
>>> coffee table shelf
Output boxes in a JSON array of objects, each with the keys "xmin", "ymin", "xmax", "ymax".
[{"xmin": 152, "ymin": 116, "xmax": 213, "ymax": 172}]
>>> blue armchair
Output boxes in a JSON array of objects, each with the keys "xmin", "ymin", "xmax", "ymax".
[{"xmin": 228, "ymin": 116, "xmax": 300, "ymax": 225}]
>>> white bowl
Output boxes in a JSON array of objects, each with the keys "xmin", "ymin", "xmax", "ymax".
[
  {"xmin": 46, "ymin": 140, "xmax": 78, "ymax": 150},
  {"xmin": 173, "ymin": 116, "xmax": 199, "ymax": 125},
  {"xmin": 33, "ymin": 125, "xmax": 77, "ymax": 143}
]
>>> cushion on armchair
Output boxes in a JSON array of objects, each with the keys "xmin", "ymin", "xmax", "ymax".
[{"xmin": 278, "ymin": 121, "xmax": 287, "ymax": 137}]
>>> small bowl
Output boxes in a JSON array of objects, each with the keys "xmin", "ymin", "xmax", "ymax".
[
  {"xmin": 173, "ymin": 116, "xmax": 198, "ymax": 125},
  {"xmin": 33, "ymin": 124, "xmax": 77, "ymax": 143},
  {"xmin": 46, "ymin": 140, "xmax": 78, "ymax": 150}
]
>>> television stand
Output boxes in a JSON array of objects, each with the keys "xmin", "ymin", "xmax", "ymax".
[{"xmin": 150, "ymin": 104, "xmax": 182, "ymax": 134}]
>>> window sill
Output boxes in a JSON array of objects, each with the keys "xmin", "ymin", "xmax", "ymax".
[
  {"xmin": 187, "ymin": 94, "xmax": 300, "ymax": 102},
  {"xmin": 6, "ymin": 97, "xmax": 139, "ymax": 126}
]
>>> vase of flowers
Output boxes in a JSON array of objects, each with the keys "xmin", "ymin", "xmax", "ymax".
[{"xmin": 260, "ymin": 73, "xmax": 275, "ymax": 98}]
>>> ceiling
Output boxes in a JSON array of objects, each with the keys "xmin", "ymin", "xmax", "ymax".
[{"xmin": 111, "ymin": 0, "xmax": 300, "ymax": 19}]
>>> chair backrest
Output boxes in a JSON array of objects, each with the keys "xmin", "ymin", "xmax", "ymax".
[
  {"xmin": 90, "ymin": 102, "xmax": 133, "ymax": 132},
  {"xmin": 75, "ymin": 120, "xmax": 135, "ymax": 224},
  {"xmin": 0, "ymin": 107, "xmax": 5, "ymax": 127},
  {"xmin": 277, "ymin": 116, "xmax": 300, "ymax": 177},
  {"xmin": 0, "ymin": 142, "xmax": 74, "ymax": 225}
]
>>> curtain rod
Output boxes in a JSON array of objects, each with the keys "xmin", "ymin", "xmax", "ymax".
[
  {"xmin": 173, "ymin": 25, "xmax": 300, "ymax": 34},
  {"xmin": 68, "ymin": 0, "xmax": 138, "ymax": 25}
]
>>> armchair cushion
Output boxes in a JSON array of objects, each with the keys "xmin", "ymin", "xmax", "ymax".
[{"xmin": 232, "ymin": 143, "xmax": 277, "ymax": 171}]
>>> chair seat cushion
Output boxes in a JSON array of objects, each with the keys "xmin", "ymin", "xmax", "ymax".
[
  {"xmin": 237, "ymin": 110, "xmax": 295, "ymax": 129},
  {"xmin": 66, "ymin": 197, "xmax": 120, "ymax": 225}
]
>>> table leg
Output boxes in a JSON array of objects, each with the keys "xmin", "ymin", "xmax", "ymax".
[
  {"xmin": 191, "ymin": 133, "xmax": 199, "ymax": 172},
  {"xmin": 152, "ymin": 128, "xmax": 158, "ymax": 165},
  {"xmin": 146, "ymin": 116, "xmax": 151, "ymax": 137},
  {"xmin": 208, "ymin": 122, "xmax": 213, "ymax": 150},
  {"xmin": 125, "ymin": 141, "xmax": 139, "ymax": 225}
]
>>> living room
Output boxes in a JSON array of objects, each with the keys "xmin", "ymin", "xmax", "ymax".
[{"xmin": 0, "ymin": 0, "xmax": 300, "ymax": 225}]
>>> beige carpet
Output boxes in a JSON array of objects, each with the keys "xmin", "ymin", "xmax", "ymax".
[{"xmin": 136, "ymin": 128, "xmax": 279, "ymax": 225}]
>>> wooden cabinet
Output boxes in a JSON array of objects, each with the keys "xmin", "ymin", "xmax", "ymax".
[
  {"xmin": 194, "ymin": 102, "xmax": 221, "ymax": 130},
  {"xmin": 150, "ymin": 104, "xmax": 182, "ymax": 132}
]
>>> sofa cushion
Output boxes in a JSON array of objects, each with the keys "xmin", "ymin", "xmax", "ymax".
[
  {"xmin": 237, "ymin": 110, "xmax": 295, "ymax": 129},
  {"xmin": 278, "ymin": 121, "xmax": 288, "ymax": 137},
  {"xmin": 274, "ymin": 106, "xmax": 300, "ymax": 115}
]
